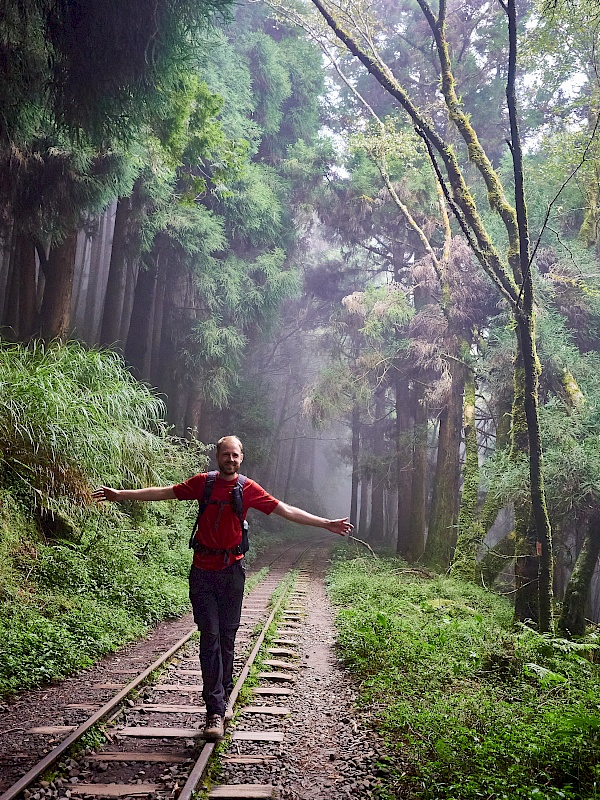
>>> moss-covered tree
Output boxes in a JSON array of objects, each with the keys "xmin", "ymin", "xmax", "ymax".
[{"xmin": 302, "ymin": 0, "xmax": 557, "ymax": 629}]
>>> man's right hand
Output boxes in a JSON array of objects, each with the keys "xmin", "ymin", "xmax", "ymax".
[
  {"xmin": 92, "ymin": 486, "xmax": 176, "ymax": 502},
  {"xmin": 92, "ymin": 486, "xmax": 121, "ymax": 502}
]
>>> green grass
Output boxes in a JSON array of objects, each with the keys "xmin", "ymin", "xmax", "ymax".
[{"xmin": 328, "ymin": 555, "xmax": 600, "ymax": 800}]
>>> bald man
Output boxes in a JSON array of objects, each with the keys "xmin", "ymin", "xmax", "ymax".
[{"xmin": 93, "ymin": 435, "xmax": 352, "ymax": 740}]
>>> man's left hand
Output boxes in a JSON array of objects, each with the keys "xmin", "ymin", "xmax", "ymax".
[{"xmin": 325, "ymin": 518, "xmax": 353, "ymax": 536}]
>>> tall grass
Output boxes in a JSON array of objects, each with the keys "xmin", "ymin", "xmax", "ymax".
[{"xmin": 0, "ymin": 340, "xmax": 202, "ymax": 510}]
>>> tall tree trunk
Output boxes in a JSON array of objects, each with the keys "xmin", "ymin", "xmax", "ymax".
[
  {"xmin": 518, "ymin": 313, "xmax": 553, "ymax": 631},
  {"xmin": 451, "ymin": 371, "xmax": 483, "ymax": 580},
  {"xmin": 396, "ymin": 374, "xmax": 413, "ymax": 558},
  {"xmin": 350, "ymin": 404, "xmax": 360, "ymax": 528},
  {"xmin": 17, "ymin": 231, "xmax": 37, "ymax": 340},
  {"xmin": 185, "ymin": 392, "xmax": 203, "ymax": 440},
  {"xmin": 0, "ymin": 225, "xmax": 13, "ymax": 325},
  {"xmin": 506, "ymin": 0, "xmax": 553, "ymax": 632},
  {"xmin": 4, "ymin": 232, "xmax": 20, "ymax": 336},
  {"xmin": 358, "ymin": 468, "xmax": 370, "ymax": 540},
  {"xmin": 283, "ymin": 425, "xmax": 299, "ymax": 502},
  {"xmin": 424, "ymin": 358, "xmax": 465, "ymax": 571},
  {"xmin": 125, "ymin": 259, "xmax": 158, "ymax": 379},
  {"xmin": 476, "ymin": 388, "xmax": 513, "ymax": 537},
  {"xmin": 100, "ymin": 195, "xmax": 134, "ymax": 348},
  {"xmin": 512, "ymin": 354, "xmax": 538, "ymax": 624},
  {"xmin": 263, "ymin": 372, "xmax": 293, "ymax": 489},
  {"xmin": 119, "ymin": 256, "xmax": 140, "ymax": 346},
  {"xmin": 513, "ymin": 313, "xmax": 554, "ymax": 632},
  {"xmin": 559, "ymin": 512, "xmax": 600, "ymax": 637},
  {"xmin": 407, "ymin": 382, "xmax": 427, "ymax": 562},
  {"xmin": 149, "ymin": 261, "xmax": 166, "ymax": 387},
  {"xmin": 38, "ymin": 231, "xmax": 78, "ymax": 340},
  {"xmin": 369, "ymin": 390, "xmax": 386, "ymax": 543}
]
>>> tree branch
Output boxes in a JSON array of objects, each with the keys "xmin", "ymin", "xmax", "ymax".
[
  {"xmin": 504, "ymin": 0, "xmax": 531, "ymax": 308},
  {"xmin": 307, "ymin": 0, "xmax": 519, "ymax": 305}
]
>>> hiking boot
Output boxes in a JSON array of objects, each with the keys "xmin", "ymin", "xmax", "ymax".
[{"xmin": 203, "ymin": 714, "xmax": 224, "ymax": 740}]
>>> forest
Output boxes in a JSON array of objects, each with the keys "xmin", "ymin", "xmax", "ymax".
[{"xmin": 1, "ymin": 0, "xmax": 600, "ymax": 796}]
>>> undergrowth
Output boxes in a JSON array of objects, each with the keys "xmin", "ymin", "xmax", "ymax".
[
  {"xmin": 0, "ymin": 341, "xmax": 207, "ymax": 697},
  {"xmin": 328, "ymin": 555, "xmax": 600, "ymax": 800}
]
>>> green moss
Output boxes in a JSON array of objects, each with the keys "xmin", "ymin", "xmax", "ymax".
[{"xmin": 451, "ymin": 375, "xmax": 483, "ymax": 581}]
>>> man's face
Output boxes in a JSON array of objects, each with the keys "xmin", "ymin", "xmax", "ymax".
[{"xmin": 216, "ymin": 439, "xmax": 244, "ymax": 477}]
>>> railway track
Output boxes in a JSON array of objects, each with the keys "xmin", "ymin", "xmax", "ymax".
[{"xmin": 0, "ymin": 541, "xmax": 330, "ymax": 800}]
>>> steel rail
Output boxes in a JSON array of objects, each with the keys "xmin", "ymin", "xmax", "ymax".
[
  {"xmin": 1, "ymin": 542, "xmax": 314, "ymax": 800},
  {"xmin": 0, "ymin": 627, "xmax": 197, "ymax": 800},
  {"xmin": 177, "ymin": 556, "xmax": 306, "ymax": 800}
]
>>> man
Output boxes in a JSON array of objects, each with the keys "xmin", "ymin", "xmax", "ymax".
[{"xmin": 93, "ymin": 435, "xmax": 352, "ymax": 740}]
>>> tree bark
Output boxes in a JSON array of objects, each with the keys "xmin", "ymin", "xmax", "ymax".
[
  {"xmin": 513, "ymin": 313, "xmax": 554, "ymax": 631},
  {"xmin": 350, "ymin": 404, "xmax": 360, "ymax": 528},
  {"xmin": 358, "ymin": 468, "xmax": 370, "ymax": 540},
  {"xmin": 184, "ymin": 392, "xmax": 203, "ymax": 440},
  {"xmin": 16, "ymin": 231, "xmax": 38, "ymax": 340},
  {"xmin": 512, "ymin": 354, "xmax": 538, "ymax": 623},
  {"xmin": 263, "ymin": 371, "xmax": 294, "ymax": 490},
  {"xmin": 407, "ymin": 382, "xmax": 427, "ymax": 562},
  {"xmin": 119, "ymin": 254, "xmax": 140, "ymax": 346},
  {"xmin": 150, "ymin": 260, "xmax": 167, "ymax": 387},
  {"xmin": 125, "ymin": 259, "xmax": 158, "ymax": 379},
  {"xmin": 4, "ymin": 231, "xmax": 20, "ymax": 337},
  {"xmin": 396, "ymin": 374, "xmax": 413, "ymax": 558},
  {"xmin": 451, "ymin": 371, "xmax": 484, "ymax": 581},
  {"xmin": 424, "ymin": 358, "xmax": 465, "ymax": 571},
  {"xmin": 100, "ymin": 195, "xmax": 134, "ymax": 348},
  {"xmin": 283, "ymin": 426, "xmax": 299, "ymax": 502},
  {"xmin": 559, "ymin": 512, "xmax": 600, "ymax": 637},
  {"xmin": 369, "ymin": 389, "xmax": 386, "ymax": 543},
  {"xmin": 38, "ymin": 231, "xmax": 78, "ymax": 340}
]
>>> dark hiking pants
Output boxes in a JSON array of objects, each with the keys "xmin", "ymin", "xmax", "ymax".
[{"xmin": 189, "ymin": 560, "xmax": 245, "ymax": 717}]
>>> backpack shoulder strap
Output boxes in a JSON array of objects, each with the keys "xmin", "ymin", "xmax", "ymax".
[
  {"xmin": 189, "ymin": 471, "xmax": 217, "ymax": 548},
  {"xmin": 198, "ymin": 471, "xmax": 218, "ymax": 517},
  {"xmin": 231, "ymin": 474, "xmax": 247, "ymax": 523}
]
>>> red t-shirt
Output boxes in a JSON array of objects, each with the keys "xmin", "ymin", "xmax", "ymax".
[{"xmin": 172, "ymin": 473, "xmax": 279, "ymax": 570}]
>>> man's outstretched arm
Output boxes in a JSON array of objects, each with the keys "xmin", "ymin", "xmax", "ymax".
[
  {"xmin": 93, "ymin": 486, "xmax": 177, "ymax": 502},
  {"xmin": 272, "ymin": 501, "xmax": 353, "ymax": 536}
]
